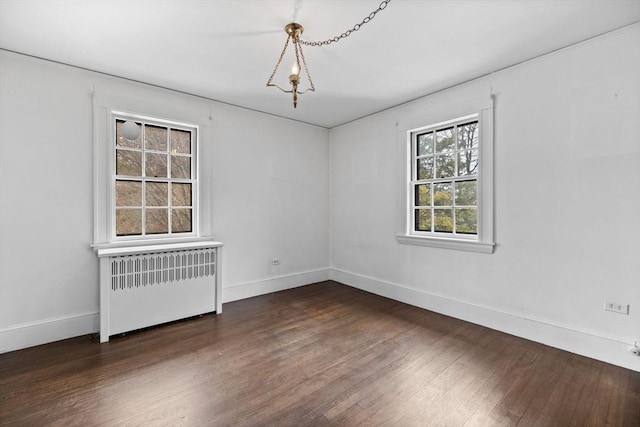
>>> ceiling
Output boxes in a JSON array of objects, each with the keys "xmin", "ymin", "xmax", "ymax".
[{"xmin": 1, "ymin": 0, "xmax": 638, "ymax": 128}]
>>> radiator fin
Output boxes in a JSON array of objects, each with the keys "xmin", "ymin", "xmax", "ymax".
[{"xmin": 110, "ymin": 249, "xmax": 216, "ymax": 291}]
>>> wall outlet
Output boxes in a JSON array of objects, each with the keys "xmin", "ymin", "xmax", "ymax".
[
  {"xmin": 271, "ymin": 258, "xmax": 281, "ymax": 266},
  {"xmin": 604, "ymin": 301, "xmax": 628, "ymax": 314}
]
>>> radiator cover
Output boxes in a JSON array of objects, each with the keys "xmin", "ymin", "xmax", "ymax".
[{"xmin": 97, "ymin": 241, "xmax": 223, "ymax": 342}]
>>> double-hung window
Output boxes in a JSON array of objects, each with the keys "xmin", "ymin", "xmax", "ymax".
[
  {"xmin": 113, "ymin": 114, "xmax": 197, "ymax": 240},
  {"xmin": 413, "ymin": 117, "xmax": 479, "ymax": 236},
  {"xmin": 397, "ymin": 101, "xmax": 494, "ymax": 253},
  {"xmin": 92, "ymin": 89, "xmax": 214, "ymax": 249}
]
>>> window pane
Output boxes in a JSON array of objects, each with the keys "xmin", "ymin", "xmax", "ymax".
[
  {"xmin": 434, "ymin": 209, "xmax": 453, "ymax": 233},
  {"xmin": 414, "ymin": 209, "xmax": 431, "ymax": 232},
  {"xmin": 116, "ymin": 120, "xmax": 141, "ymax": 148},
  {"xmin": 172, "ymin": 208, "xmax": 192, "ymax": 233},
  {"xmin": 456, "ymin": 208, "xmax": 477, "ymax": 234},
  {"xmin": 433, "ymin": 182, "xmax": 452, "ymax": 206},
  {"xmin": 458, "ymin": 150, "xmax": 478, "ymax": 176},
  {"xmin": 146, "ymin": 182, "xmax": 168, "ymax": 206},
  {"xmin": 455, "ymin": 180, "xmax": 477, "ymax": 206},
  {"xmin": 414, "ymin": 184, "xmax": 431, "ymax": 207},
  {"xmin": 146, "ymin": 208, "xmax": 168, "ymax": 234},
  {"xmin": 172, "ymin": 183, "xmax": 192, "ymax": 207},
  {"xmin": 115, "ymin": 180, "xmax": 142, "ymax": 207},
  {"xmin": 145, "ymin": 153, "xmax": 167, "ymax": 178},
  {"xmin": 171, "ymin": 155, "xmax": 191, "ymax": 179},
  {"xmin": 113, "ymin": 116, "xmax": 198, "ymax": 240},
  {"xmin": 116, "ymin": 209, "xmax": 142, "ymax": 236},
  {"xmin": 145, "ymin": 125, "xmax": 167, "ymax": 151},
  {"xmin": 116, "ymin": 150, "xmax": 142, "ymax": 176},
  {"xmin": 416, "ymin": 157, "xmax": 433, "ymax": 180},
  {"xmin": 171, "ymin": 129, "xmax": 191, "ymax": 154},
  {"xmin": 435, "ymin": 154, "xmax": 455, "ymax": 178},
  {"xmin": 417, "ymin": 132, "xmax": 433, "ymax": 156},
  {"xmin": 436, "ymin": 127, "xmax": 454, "ymax": 153},
  {"xmin": 458, "ymin": 121, "xmax": 478, "ymax": 151}
]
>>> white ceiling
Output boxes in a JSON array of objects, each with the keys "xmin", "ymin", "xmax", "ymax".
[{"xmin": 1, "ymin": 0, "xmax": 638, "ymax": 128}]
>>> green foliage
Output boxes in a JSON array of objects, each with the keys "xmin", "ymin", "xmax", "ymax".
[
  {"xmin": 415, "ymin": 184, "xmax": 431, "ymax": 206},
  {"xmin": 433, "ymin": 182, "xmax": 452, "ymax": 206},
  {"xmin": 434, "ymin": 209, "xmax": 453, "ymax": 232},
  {"xmin": 455, "ymin": 180, "xmax": 476, "ymax": 206},
  {"xmin": 455, "ymin": 208, "xmax": 477, "ymax": 234}
]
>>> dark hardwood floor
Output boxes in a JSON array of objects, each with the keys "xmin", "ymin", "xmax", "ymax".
[{"xmin": 1, "ymin": 281, "xmax": 638, "ymax": 426}]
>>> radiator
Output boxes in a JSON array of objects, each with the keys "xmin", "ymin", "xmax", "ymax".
[{"xmin": 96, "ymin": 241, "xmax": 223, "ymax": 342}]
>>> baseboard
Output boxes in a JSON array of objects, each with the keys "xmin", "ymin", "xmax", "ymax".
[
  {"xmin": 0, "ymin": 312, "xmax": 99, "ymax": 354},
  {"xmin": 5, "ymin": 269, "xmax": 636, "ymax": 371},
  {"xmin": 330, "ymin": 268, "xmax": 640, "ymax": 372},
  {"xmin": 0, "ymin": 269, "xmax": 330, "ymax": 354},
  {"xmin": 222, "ymin": 268, "xmax": 331, "ymax": 303}
]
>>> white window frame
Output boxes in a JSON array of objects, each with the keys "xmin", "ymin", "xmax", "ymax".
[
  {"xmin": 396, "ymin": 97, "xmax": 495, "ymax": 253},
  {"xmin": 92, "ymin": 89, "xmax": 214, "ymax": 250},
  {"xmin": 111, "ymin": 111, "xmax": 199, "ymax": 242}
]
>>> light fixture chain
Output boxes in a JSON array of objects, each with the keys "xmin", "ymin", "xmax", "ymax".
[
  {"xmin": 299, "ymin": 0, "xmax": 391, "ymax": 47},
  {"xmin": 266, "ymin": 34, "xmax": 292, "ymax": 87},
  {"xmin": 297, "ymin": 43, "xmax": 315, "ymax": 92}
]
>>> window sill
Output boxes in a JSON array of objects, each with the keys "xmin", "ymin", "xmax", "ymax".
[
  {"xmin": 396, "ymin": 234, "xmax": 494, "ymax": 254},
  {"xmin": 93, "ymin": 237, "xmax": 223, "ymax": 257}
]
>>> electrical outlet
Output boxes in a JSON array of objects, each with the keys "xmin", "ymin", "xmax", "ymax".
[
  {"xmin": 604, "ymin": 301, "xmax": 628, "ymax": 314},
  {"xmin": 271, "ymin": 259, "xmax": 281, "ymax": 266}
]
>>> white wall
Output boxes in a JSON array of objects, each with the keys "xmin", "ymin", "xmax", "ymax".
[
  {"xmin": 329, "ymin": 25, "xmax": 640, "ymax": 371},
  {"xmin": 1, "ymin": 25, "xmax": 638, "ymax": 371},
  {"xmin": 0, "ymin": 51, "xmax": 330, "ymax": 352}
]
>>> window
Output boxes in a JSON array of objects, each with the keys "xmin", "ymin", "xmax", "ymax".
[
  {"xmin": 112, "ymin": 113, "xmax": 197, "ymax": 240},
  {"xmin": 412, "ymin": 117, "xmax": 479, "ymax": 237},
  {"xmin": 92, "ymin": 90, "xmax": 213, "ymax": 249},
  {"xmin": 397, "ymin": 103, "xmax": 494, "ymax": 253}
]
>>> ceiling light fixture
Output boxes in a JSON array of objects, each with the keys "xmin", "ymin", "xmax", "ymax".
[
  {"xmin": 266, "ymin": 23, "xmax": 312, "ymax": 109},
  {"xmin": 266, "ymin": 0, "xmax": 391, "ymax": 108}
]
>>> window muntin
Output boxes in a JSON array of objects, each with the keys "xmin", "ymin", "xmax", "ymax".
[
  {"xmin": 114, "ymin": 116, "xmax": 196, "ymax": 239},
  {"xmin": 411, "ymin": 117, "xmax": 479, "ymax": 238}
]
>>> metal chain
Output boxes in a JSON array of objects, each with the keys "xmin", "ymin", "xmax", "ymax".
[
  {"xmin": 299, "ymin": 0, "xmax": 391, "ymax": 47},
  {"xmin": 297, "ymin": 41, "xmax": 315, "ymax": 93},
  {"xmin": 266, "ymin": 35, "xmax": 291, "ymax": 87}
]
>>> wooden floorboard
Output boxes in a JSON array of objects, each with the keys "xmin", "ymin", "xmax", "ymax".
[{"xmin": 0, "ymin": 281, "xmax": 638, "ymax": 426}]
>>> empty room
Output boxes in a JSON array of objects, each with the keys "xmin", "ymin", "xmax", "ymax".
[{"xmin": 0, "ymin": 0, "xmax": 639, "ymax": 425}]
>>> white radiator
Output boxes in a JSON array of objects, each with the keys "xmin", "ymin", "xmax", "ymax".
[{"xmin": 96, "ymin": 241, "xmax": 223, "ymax": 342}]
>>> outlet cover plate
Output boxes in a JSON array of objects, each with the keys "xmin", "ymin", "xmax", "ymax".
[{"xmin": 604, "ymin": 301, "xmax": 629, "ymax": 314}]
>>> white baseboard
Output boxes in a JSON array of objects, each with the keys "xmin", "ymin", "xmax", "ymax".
[
  {"xmin": 0, "ymin": 269, "xmax": 330, "ymax": 354},
  {"xmin": 0, "ymin": 312, "xmax": 99, "ymax": 354},
  {"xmin": 330, "ymin": 268, "xmax": 640, "ymax": 372},
  {"xmin": 4, "ymin": 269, "xmax": 636, "ymax": 372},
  {"xmin": 222, "ymin": 268, "xmax": 330, "ymax": 303}
]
